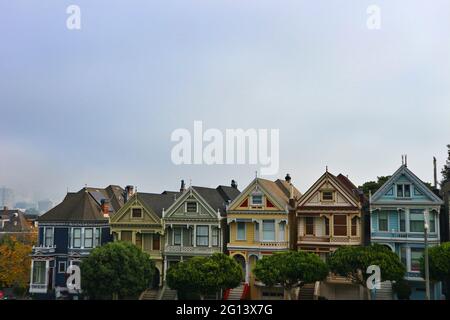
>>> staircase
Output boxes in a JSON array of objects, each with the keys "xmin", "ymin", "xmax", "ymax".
[
  {"xmin": 160, "ymin": 286, "xmax": 177, "ymax": 300},
  {"xmin": 374, "ymin": 281, "xmax": 393, "ymax": 300},
  {"xmin": 227, "ymin": 283, "xmax": 245, "ymax": 300},
  {"xmin": 139, "ymin": 289, "xmax": 160, "ymax": 300},
  {"xmin": 298, "ymin": 283, "xmax": 315, "ymax": 300}
]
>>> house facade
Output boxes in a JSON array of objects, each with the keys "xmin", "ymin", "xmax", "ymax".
[
  {"xmin": 226, "ymin": 175, "xmax": 300, "ymax": 300},
  {"xmin": 296, "ymin": 171, "xmax": 365, "ymax": 259},
  {"xmin": 0, "ymin": 207, "xmax": 37, "ymax": 243},
  {"xmin": 110, "ymin": 187, "xmax": 179, "ymax": 288},
  {"xmin": 370, "ymin": 164, "xmax": 443, "ymax": 300},
  {"xmin": 162, "ymin": 181, "xmax": 240, "ymax": 278},
  {"xmin": 29, "ymin": 185, "xmax": 124, "ymax": 299}
]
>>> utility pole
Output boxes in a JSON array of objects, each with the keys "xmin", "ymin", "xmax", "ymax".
[{"xmin": 424, "ymin": 209, "xmax": 430, "ymax": 300}]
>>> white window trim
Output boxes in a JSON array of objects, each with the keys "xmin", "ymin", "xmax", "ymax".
[
  {"xmin": 58, "ymin": 261, "xmax": 67, "ymax": 274},
  {"xmin": 185, "ymin": 201, "xmax": 198, "ymax": 213},
  {"xmin": 377, "ymin": 211, "xmax": 389, "ymax": 232},
  {"xmin": 262, "ymin": 220, "xmax": 275, "ymax": 242},
  {"xmin": 44, "ymin": 227, "xmax": 54, "ymax": 247},
  {"xmin": 250, "ymin": 194, "xmax": 263, "ymax": 206}
]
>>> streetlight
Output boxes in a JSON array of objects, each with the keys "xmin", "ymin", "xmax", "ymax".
[{"xmin": 423, "ymin": 209, "xmax": 430, "ymax": 300}]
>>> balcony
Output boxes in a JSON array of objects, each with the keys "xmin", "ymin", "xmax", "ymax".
[
  {"xmin": 258, "ymin": 241, "xmax": 289, "ymax": 248},
  {"xmin": 68, "ymin": 247, "xmax": 93, "ymax": 257},
  {"xmin": 298, "ymin": 236, "xmax": 361, "ymax": 244},
  {"xmin": 164, "ymin": 245, "xmax": 221, "ymax": 255},
  {"xmin": 371, "ymin": 231, "xmax": 439, "ymax": 240},
  {"xmin": 29, "ymin": 283, "xmax": 47, "ymax": 294},
  {"xmin": 32, "ymin": 245, "xmax": 56, "ymax": 255}
]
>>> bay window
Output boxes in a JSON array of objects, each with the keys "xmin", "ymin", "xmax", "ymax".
[
  {"xmin": 410, "ymin": 210, "xmax": 424, "ymax": 232},
  {"xmin": 279, "ymin": 221, "xmax": 286, "ymax": 241},
  {"xmin": 237, "ymin": 222, "xmax": 246, "ymax": 240},
  {"xmin": 378, "ymin": 212, "xmax": 388, "ymax": 232},
  {"xmin": 84, "ymin": 228, "xmax": 93, "ymax": 248},
  {"xmin": 212, "ymin": 227, "xmax": 219, "ymax": 246},
  {"xmin": 196, "ymin": 225, "xmax": 209, "ymax": 246},
  {"xmin": 262, "ymin": 220, "xmax": 275, "ymax": 241},
  {"xmin": 73, "ymin": 228, "xmax": 82, "ymax": 248},
  {"xmin": 32, "ymin": 261, "xmax": 46, "ymax": 285},
  {"xmin": 173, "ymin": 228, "xmax": 182, "ymax": 245},
  {"xmin": 333, "ymin": 215, "xmax": 347, "ymax": 236}
]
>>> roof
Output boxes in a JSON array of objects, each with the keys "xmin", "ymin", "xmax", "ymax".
[
  {"xmin": 258, "ymin": 178, "xmax": 301, "ymax": 207},
  {"xmin": 191, "ymin": 186, "xmax": 241, "ymax": 216},
  {"xmin": 38, "ymin": 185, "xmax": 125, "ymax": 223},
  {"xmin": 0, "ymin": 209, "xmax": 33, "ymax": 233},
  {"xmin": 137, "ymin": 192, "xmax": 181, "ymax": 218}
]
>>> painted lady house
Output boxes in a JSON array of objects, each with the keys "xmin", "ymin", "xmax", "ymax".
[
  {"xmin": 226, "ymin": 174, "xmax": 300, "ymax": 300},
  {"xmin": 162, "ymin": 180, "xmax": 240, "ymax": 278},
  {"xmin": 370, "ymin": 161, "xmax": 443, "ymax": 300},
  {"xmin": 29, "ymin": 185, "xmax": 125, "ymax": 299},
  {"xmin": 110, "ymin": 186, "xmax": 180, "ymax": 292},
  {"xmin": 295, "ymin": 170, "xmax": 367, "ymax": 300}
]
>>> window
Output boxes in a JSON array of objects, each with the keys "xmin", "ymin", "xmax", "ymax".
[
  {"xmin": 410, "ymin": 211, "xmax": 424, "ymax": 232},
  {"xmin": 262, "ymin": 220, "xmax": 275, "ymax": 241},
  {"xmin": 410, "ymin": 248, "xmax": 423, "ymax": 272},
  {"xmin": 399, "ymin": 211, "xmax": 406, "ymax": 232},
  {"xmin": 378, "ymin": 212, "xmax": 388, "ymax": 232},
  {"xmin": 322, "ymin": 191, "xmax": 333, "ymax": 201},
  {"xmin": 84, "ymin": 228, "xmax": 93, "ymax": 248},
  {"xmin": 121, "ymin": 231, "xmax": 132, "ymax": 242},
  {"xmin": 279, "ymin": 221, "xmax": 286, "ymax": 241},
  {"xmin": 153, "ymin": 234, "xmax": 160, "ymax": 250},
  {"xmin": 351, "ymin": 217, "xmax": 358, "ymax": 236},
  {"xmin": 237, "ymin": 222, "xmax": 246, "ymax": 240},
  {"xmin": 429, "ymin": 212, "xmax": 436, "ymax": 233},
  {"xmin": 324, "ymin": 217, "xmax": 330, "ymax": 235},
  {"xmin": 251, "ymin": 194, "xmax": 263, "ymax": 205},
  {"xmin": 143, "ymin": 234, "xmax": 152, "ymax": 251},
  {"xmin": 44, "ymin": 227, "xmax": 53, "ymax": 247},
  {"xmin": 305, "ymin": 217, "xmax": 314, "ymax": 235},
  {"xmin": 333, "ymin": 215, "xmax": 347, "ymax": 236},
  {"xmin": 132, "ymin": 208, "xmax": 142, "ymax": 218},
  {"xmin": 94, "ymin": 228, "xmax": 101, "ymax": 247},
  {"xmin": 32, "ymin": 261, "xmax": 46, "ymax": 284},
  {"xmin": 173, "ymin": 228, "xmax": 182, "ymax": 245},
  {"xmin": 135, "ymin": 233, "xmax": 142, "ymax": 248},
  {"xmin": 400, "ymin": 247, "xmax": 407, "ymax": 267},
  {"xmin": 73, "ymin": 228, "xmax": 81, "ymax": 248},
  {"xmin": 196, "ymin": 226, "xmax": 209, "ymax": 246},
  {"xmin": 58, "ymin": 261, "xmax": 67, "ymax": 274},
  {"xmin": 186, "ymin": 202, "xmax": 197, "ymax": 213},
  {"xmin": 212, "ymin": 228, "xmax": 219, "ymax": 246},
  {"xmin": 254, "ymin": 223, "xmax": 259, "ymax": 241},
  {"xmin": 397, "ymin": 184, "xmax": 411, "ymax": 198}
]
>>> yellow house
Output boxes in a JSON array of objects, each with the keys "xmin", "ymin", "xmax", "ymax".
[
  {"xmin": 110, "ymin": 187, "xmax": 179, "ymax": 288},
  {"xmin": 226, "ymin": 175, "xmax": 301, "ymax": 299}
]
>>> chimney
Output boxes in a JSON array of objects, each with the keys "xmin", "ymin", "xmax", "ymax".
[
  {"xmin": 433, "ymin": 157, "xmax": 437, "ymax": 188},
  {"xmin": 285, "ymin": 173, "xmax": 291, "ymax": 183},
  {"xmin": 125, "ymin": 185, "xmax": 134, "ymax": 202},
  {"xmin": 101, "ymin": 199, "xmax": 110, "ymax": 217},
  {"xmin": 180, "ymin": 180, "xmax": 186, "ymax": 192},
  {"xmin": 231, "ymin": 180, "xmax": 238, "ymax": 189}
]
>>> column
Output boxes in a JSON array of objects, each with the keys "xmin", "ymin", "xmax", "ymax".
[
  {"xmin": 193, "ymin": 225, "xmax": 197, "ymax": 247},
  {"xmin": 347, "ymin": 216, "xmax": 351, "ymax": 237},
  {"xmin": 208, "ymin": 225, "xmax": 212, "ymax": 248},
  {"xmin": 245, "ymin": 259, "xmax": 250, "ymax": 283},
  {"xmin": 163, "ymin": 258, "xmax": 168, "ymax": 281},
  {"xmin": 330, "ymin": 215, "xmax": 334, "ymax": 237},
  {"xmin": 132, "ymin": 231, "xmax": 136, "ymax": 245},
  {"xmin": 180, "ymin": 226, "xmax": 184, "ymax": 247},
  {"xmin": 275, "ymin": 219, "xmax": 279, "ymax": 242},
  {"xmin": 259, "ymin": 220, "xmax": 263, "ymax": 242}
]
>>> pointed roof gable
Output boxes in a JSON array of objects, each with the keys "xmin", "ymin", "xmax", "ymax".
[
  {"xmin": 371, "ymin": 164, "xmax": 443, "ymax": 204},
  {"xmin": 138, "ymin": 192, "xmax": 180, "ymax": 218},
  {"xmin": 298, "ymin": 171, "xmax": 361, "ymax": 209}
]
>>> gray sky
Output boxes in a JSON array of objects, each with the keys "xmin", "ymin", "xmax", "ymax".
[{"xmin": 1, "ymin": 0, "xmax": 450, "ymax": 204}]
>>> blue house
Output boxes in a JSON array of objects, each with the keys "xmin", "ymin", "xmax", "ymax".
[
  {"xmin": 29, "ymin": 185, "xmax": 125, "ymax": 299},
  {"xmin": 370, "ymin": 163, "xmax": 443, "ymax": 300}
]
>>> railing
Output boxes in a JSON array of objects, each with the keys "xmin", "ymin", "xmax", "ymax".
[
  {"xmin": 372, "ymin": 232, "xmax": 439, "ymax": 239},
  {"xmin": 259, "ymin": 241, "xmax": 288, "ymax": 248},
  {"xmin": 164, "ymin": 245, "xmax": 221, "ymax": 254},
  {"xmin": 68, "ymin": 248, "xmax": 93, "ymax": 256},
  {"xmin": 298, "ymin": 236, "xmax": 361, "ymax": 244},
  {"xmin": 29, "ymin": 283, "xmax": 47, "ymax": 293},
  {"xmin": 32, "ymin": 245, "xmax": 56, "ymax": 254},
  {"xmin": 405, "ymin": 272, "xmax": 423, "ymax": 279}
]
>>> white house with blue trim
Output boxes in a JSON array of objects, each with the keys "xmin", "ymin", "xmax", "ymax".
[{"xmin": 370, "ymin": 164, "xmax": 443, "ymax": 300}]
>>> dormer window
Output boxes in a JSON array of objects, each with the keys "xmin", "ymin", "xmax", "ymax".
[
  {"xmin": 321, "ymin": 191, "xmax": 334, "ymax": 201},
  {"xmin": 186, "ymin": 202, "xmax": 197, "ymax": 213},
  {"xmin": 132, "ymin": 208, "xmax": 142, "ymax": 218},
  {"xmin": 251, "ymin": 194, "xmax": 263, "ymax": 206},
  {"xmin": 397, "ymin": 184, "xmax": 411, "ymax": 198}
]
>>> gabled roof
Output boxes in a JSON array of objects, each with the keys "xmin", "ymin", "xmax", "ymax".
[
  {"xmin": 298, "ymin": 171, "xmax": 361, "ymax": 209},
  {"xmin": 371, "ymin": 164, "xmax": 443, "ymax": 204},
  {"xmin": 137, "ymin": 192, "xmax": 181, "ymax": 218},
  {"xmin": 38, "ymin": 185, "xmax": 125, "ymax": 223},
  {"xmin": 0, "ymin": 209, "xmax": 33, "ymax": 233}
]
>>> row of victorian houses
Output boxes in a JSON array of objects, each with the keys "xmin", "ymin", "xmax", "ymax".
[{"xmin": 28, "ymin": 161, "xmax": 450, "ymax": 300}]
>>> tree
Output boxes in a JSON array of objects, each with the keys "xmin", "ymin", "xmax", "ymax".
[
  {"xmin": 359, "ymin": 176, "xmax": 391, "ymax": 198},
  {"xmin": 0, "ymin": 235, "xmax": 34, "ymax": 295},
  {"xmin": 441, "ymin": 144, "xmax": 450, "ymax": 185},
  {"xmin": 327, "ymin": 244, "xmax": 405, "ymax": 287},
  {"xmin": 81, "ymin": 241, "xmax": 155, "ymax": 299},
  {"xmin": 420, "ymin": 242, "xmax": 450, "ymax": 300},
  {"xmin": 166, "ymin": 253, "xmax": 242, "ymax": 299},
  {"xmin": 253, "ymin": 251, "xmax": 329, "ymax": 300}
]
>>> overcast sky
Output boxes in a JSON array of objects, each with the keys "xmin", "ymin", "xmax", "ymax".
[{"xmin": 1, "ymin": 0, "xmax": 450, "ymax": 204}]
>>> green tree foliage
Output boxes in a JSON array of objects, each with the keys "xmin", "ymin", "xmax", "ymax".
[
  {"xmin": 420, "ymin": 242, "xmax": 450, "ymax": 298},
  {"xmin": 166, "ymin": 253, "xmax": 242, "ymax": 299},
  {"xmin": 253, "ymin": 251, "xmax": 329, "ymax": 299},
  {"xmin": 441, "ymin": 144, "xmax": 450, "ymax": 185},
  {"xmin": 327, "ymin": 244, "xmax": 405, "ymax": 287},
  {"xmin": 81, "ymin": 241, "xmax": 155, "ymax": 299},
  {"xmin": 359, "ymin": 176, "xmax": 391, "ymax": 198}
]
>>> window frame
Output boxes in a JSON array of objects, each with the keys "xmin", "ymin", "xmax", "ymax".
[
  {"xmin": 305, "ymin": 217, "xmax": 314, "ymax": 235},
  {"xmin": 73, "ymin": 228, "xmax": 82, "ymax": 248},
  {"xmin": 378, "ymin": 211, "xmax": 389, "ymax": 232},
  {"xmin": 186, "ymin": 201, "xmax": 198, "ymax": 213},
  {"xmin": 333, "ymin": 214, "xmax": 348, "ymax": 236},
  {"xmin": 196, "ymin": 225, "xmax": 209, "ymax": 247},
  {"xmin": 58, "ymin": 261, "xmax": 67, "ymax": 274},
  {"xmin": 84, "ymin": 228, "xmax": 93, "ymax": 248},
  {"xmin": 321, "ymin": 191, "xmax": 334, "ymax": 202},
  {"xmin": 173, "ymin": 227, "xmax": 182, "ymax": 246},
  {"xmin": 262, "ymin": 220, "xmax": 275, "ymax": 241},
  {"xmin": 131, "ymin": 207, "xmax": 143, "ymax": 219},
  {"xmin": 251, "ymin": 194, "xmax": 263, "ymax": 206},
  {"xmin": 44, "ymin": 227, "xmax": 54, "ymax": 247},
  {"xmin": 236, "ymin": 222, "xmax": 246, "ymax": 241}
]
